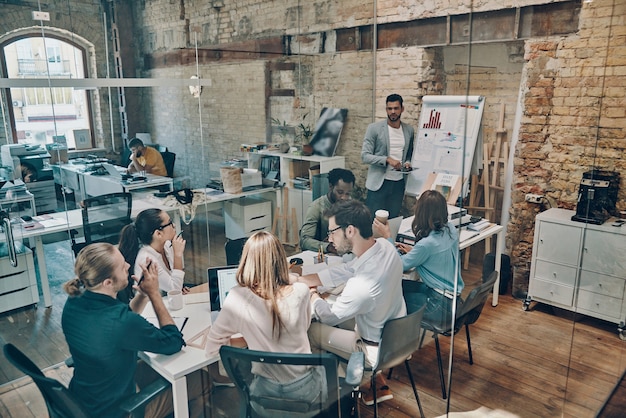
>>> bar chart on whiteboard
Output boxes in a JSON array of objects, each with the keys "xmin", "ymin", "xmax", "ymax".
[{"xmin": 406, "ymin": 95, "xmax": 485, "ymax": 198}]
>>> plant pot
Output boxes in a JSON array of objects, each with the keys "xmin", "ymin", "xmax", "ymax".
[{"xmin": 302, "ymin": 143, "xmax": 313, "ymax": 156}]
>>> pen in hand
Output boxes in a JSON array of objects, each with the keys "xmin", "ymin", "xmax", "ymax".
[{"xmin": 137, "ymin": 260, "xmax": 152, "ymax": 286}]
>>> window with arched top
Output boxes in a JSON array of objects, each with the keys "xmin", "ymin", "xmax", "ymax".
[{"xmin": 1, "ymin": 34, "xmax": 94, "ymax": 149}]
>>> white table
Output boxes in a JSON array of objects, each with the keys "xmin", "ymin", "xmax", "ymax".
[
  {"xmin": 54, "ymin": 163, "xmax": 173, "ymax": 200},
  {"xmin": 7, "ymin": 187, "xmax": 278, "ymax": 309},
  {"xmin": 397, "ymin": 216, "xmax": 505, "ymax": 306},
  {"xmin": 139, "ymin": 292, "xmax": 217, "ymax": 418},
  {"xmin": 6, "ymin": 197, "xmax": 178, "ymax": 308}
]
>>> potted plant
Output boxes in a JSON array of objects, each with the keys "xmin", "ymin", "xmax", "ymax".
[
  {"xmin": 295, "ymin": 113, "xmax": 315, "ymax": 155},
  {"xmin": 271, "ymin": 118, "xmax": 292, "ymax": 152}
]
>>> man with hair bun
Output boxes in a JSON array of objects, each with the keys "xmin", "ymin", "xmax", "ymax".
[{"xmin": 62, "ymin": 243, "xmax": 208, "ymax": 418}]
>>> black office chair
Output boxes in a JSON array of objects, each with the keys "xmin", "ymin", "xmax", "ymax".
[
  {"xmin": 220, "ymin": 345, "xmax": 364, "ymax": 418},
  {"xmin": 225, "ymin": 237, "xmax": 248, "ymax": 265},
  {"xmin": 405, "ymin": 271, "xmax": 498, "ymax": 399},
  {"xmin": 3, "ymin": 343, "xmax": 169, "ymax": 418},
  {"xmin": 71, "ymin": 192, "xmax": 132, "ymax": 255},
  {"xmin": 367, "ymin": 306, "xmax": 426, "ymax": 418},
  {"xmin": 161, "ymin": 150, "xmax": 176, "ymax": 178}
]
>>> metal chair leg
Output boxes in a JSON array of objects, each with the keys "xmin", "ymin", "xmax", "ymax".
[
  {"xmin": 404, "ymin": 360, "xmax": 425, "ymax": 418},
  {"xmin": 434, "ymin": 336, "xmax": 447, "ymax": 399},
  {"xmin": 466, "ymin": 324, "xmax": 474, "ymax": 365}
]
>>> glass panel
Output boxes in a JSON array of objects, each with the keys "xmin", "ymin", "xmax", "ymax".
[{"xmin": 1, "ymin": 1, "xmax": 624, "ymax": 417}]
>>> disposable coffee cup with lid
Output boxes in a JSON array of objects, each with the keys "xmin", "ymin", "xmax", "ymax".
[{"xmin": 375, "ymin": 209, "xmax": 389, "ymax": 224}]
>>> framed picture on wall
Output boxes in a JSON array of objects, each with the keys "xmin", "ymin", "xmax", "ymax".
[
  {"xmin": 74, "ymin": 129, "xmax": 91, "ymax": 150},
  {"xmin": 309, "ymin": 108, "xmax": 348, "ymax": 157}
]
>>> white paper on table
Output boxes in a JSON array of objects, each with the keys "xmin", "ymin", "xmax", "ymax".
[
  {"xmin": 184, "ymin": 292, "xmax": 210, "ymax": 304},
  {"xmin": 39, "ymin": 218, "xmax": 68, "ymax": 228}
]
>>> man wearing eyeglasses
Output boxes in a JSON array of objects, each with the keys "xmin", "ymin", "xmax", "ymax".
[
  {"xmin": 296, "ymin": 200, "xmax": 406, "ymax": 406},
  {"xmin": 299, "ymin": 168, "xmax": 356, "ymax": 254}
]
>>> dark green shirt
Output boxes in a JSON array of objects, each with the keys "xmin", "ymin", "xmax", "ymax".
[
  {"xmin": 299, "ymin": 194, "xmax": 332, "ymax": 252},
  {"xmin": 62, "ymin": 290, "xmax": 184, "ymax": 418}
]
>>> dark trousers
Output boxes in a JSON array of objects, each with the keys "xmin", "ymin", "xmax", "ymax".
[{"xmin": 365, "ymin": 178, "xmax": 405, "ymax": 219}]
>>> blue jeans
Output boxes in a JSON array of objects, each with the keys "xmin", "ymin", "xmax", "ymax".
[
  {"xmin": 249, "ymin": 366, "xmax": 328, "ymax": 417},
  {"xmin": 365, "ymin": 178, "xmax": 405, "ymax": 219},
  {"xmin": 402, "ymin": 280, "xmax": 462, "ymax": 326}
]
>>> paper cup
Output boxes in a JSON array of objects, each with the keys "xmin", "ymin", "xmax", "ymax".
[
  {"xmin": 375, "ymin": 209, "xmax": 389, "ymax": 224},
  {"xmin": 168, "ymin": 289, "xmax": 184, "ymax": 311}
]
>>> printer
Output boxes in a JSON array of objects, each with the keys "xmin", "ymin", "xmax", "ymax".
[
  {"xmin": 1, "ymin": 144, "xmax": 56, "ymax": 213},
  {"xmin": 1, "ymin": 144, "xmax": 53, "ymax": 182}
]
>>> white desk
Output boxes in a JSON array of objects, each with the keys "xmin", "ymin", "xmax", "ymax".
[
  {"xmin": 139, "ymin": 292, "xmax": 217, "ymax": 418},
  {"xmin": 8, "ymin": 188, "xmax": 278, "ymax": 309},
  {"xmin": 397, "ymin": 217, "xmax": 505, "ymax": 306},
  {"xmin": 6, "ymin": 197, "xmax": 179, "ymax": 308},
  {"xmin": 9, "ymin": 210, "xmax": 82, "ymax": 308},
  {"xmin": 54, "ymin": 163, "xmax": 173, "ymax": 200}
]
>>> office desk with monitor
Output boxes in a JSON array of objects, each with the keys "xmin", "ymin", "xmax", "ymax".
[
  {"xmin": 54, "ymin": 162, "xmax": 173, "ymax": 200},
  {"xmin": 397, "ymin": 216, "xmax": 505, "ymax": 306}
]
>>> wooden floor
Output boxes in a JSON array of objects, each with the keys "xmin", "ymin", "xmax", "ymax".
[{"xmin": 1, "ymin": 209, "xmax": 625, "ymax": 417}]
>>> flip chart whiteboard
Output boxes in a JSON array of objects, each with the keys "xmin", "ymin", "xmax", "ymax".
[{"xmin": 406, "ymin": 95, "xmax": 485, "ymax": 198}]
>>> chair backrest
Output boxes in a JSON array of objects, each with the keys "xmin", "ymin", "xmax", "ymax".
[
  {"xmin": 82, "ymin": 192, "xmax": 132, "ymax": 245},
  {"xmin": 3, "ymin": 343, "xmax": 91, "ymax": 418},
  {"xmin": 161, "ymin": 151, "xmax": 176, "ymax": 178},
  {"xmin": 375, "ymin": 305, "xmax": 426, "ymax": 372},
  {"xmin": 225, "ymin": 237, "xmax": 247, "ymax": 265},
  {"xmin": 220, "ymin": 345, "xmax": 342, "ymax": 418},
  {"xmin": 458, "ymin": 271, "xmax": 498, "ymax": 326}
]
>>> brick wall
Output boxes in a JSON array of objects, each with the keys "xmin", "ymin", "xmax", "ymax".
[{"xmin": 2, "ymin": 0, "xmax": 625, "ymax": 298}]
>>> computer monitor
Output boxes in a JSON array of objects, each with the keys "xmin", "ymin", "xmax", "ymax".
[{"xmin": 207, "ymin": 265, "xmax": 239, "ymax": 311}]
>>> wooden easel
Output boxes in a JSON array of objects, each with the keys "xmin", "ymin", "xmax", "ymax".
[
  {"xmin": 464, "ymin": 103, "xmax": 508, "ymax": 268},
  {"xmin": 271, "ymin": 187, "xmax": 299, "ymax": 248}
]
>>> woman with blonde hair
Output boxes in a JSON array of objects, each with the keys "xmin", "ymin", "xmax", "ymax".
[{"xmin": 205, "ymin": 231, "xmax": 322, "ymax": 413}]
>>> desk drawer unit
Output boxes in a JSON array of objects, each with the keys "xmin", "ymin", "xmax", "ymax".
[
  {"xmin": 224, "ymin": 198, "xmax": 272, "ymax": 240},
  {"xmin": 0, "ymin": 249, "xmax": 38, "ymax": 313}
]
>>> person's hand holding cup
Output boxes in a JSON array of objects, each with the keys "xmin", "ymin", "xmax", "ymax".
[
  {"xmin": 375, "ymin": 209, "xmax": 389, "ymax": 225},
  {"xmin": 373, "ymin": 209, "xmax": 392, "ymax": 239}
]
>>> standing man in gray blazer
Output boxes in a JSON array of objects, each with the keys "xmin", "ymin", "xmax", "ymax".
[{"xmin": 361, "ymin": 93, "xmax": 414, "ymax": 218}]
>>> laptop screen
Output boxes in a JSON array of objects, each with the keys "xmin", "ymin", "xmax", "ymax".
[{"xmin": 207, "ymin": 266, "xmax": 239, "ymax": 311}]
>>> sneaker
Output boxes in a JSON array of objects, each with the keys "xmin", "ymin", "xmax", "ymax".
[{"xmin": 361, "ymin": 384, "xmax": 393, "ymax": 406}]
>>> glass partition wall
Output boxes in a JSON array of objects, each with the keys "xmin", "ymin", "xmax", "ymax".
[{"xmin": 1, "ymin": 0, "xmax": 624, "ymax": 417}]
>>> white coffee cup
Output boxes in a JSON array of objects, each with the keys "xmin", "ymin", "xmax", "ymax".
[
  {"xmin": 375, "ymin": 209, "xmax": 389, "ymax": 225},
  {"xmin": 168, "ymin": 289, "xmax": 184, "ymax": 311}
]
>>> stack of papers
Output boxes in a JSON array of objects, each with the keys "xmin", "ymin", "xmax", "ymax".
[{"xmin": 467, "ymin": 219, "xmax": 491, "ymax": 231}]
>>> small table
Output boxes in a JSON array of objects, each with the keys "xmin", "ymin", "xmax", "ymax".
[{"xmin": 139, "ymin": 289, "xmax": 217, "ymax": 418}]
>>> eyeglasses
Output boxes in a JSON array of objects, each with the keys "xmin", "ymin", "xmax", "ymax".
[
  {"xmin": 156, "ymin": 220, "xmax": 174, "ymax": 231},
  {"xmin": 327, "ymin": 225, "xmax": 343, "ymax": 238}
]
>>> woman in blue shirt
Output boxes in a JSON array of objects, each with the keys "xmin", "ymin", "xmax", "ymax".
[{"xmin": 373, "ymin": 190, "xmax": 464, "ymax": 324}]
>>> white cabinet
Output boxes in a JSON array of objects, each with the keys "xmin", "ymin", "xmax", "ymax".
[
  {"xmin": 257, "ymin": 151, "xmax": 345, "ymax": 231},
  {"xmin": 224, "ymin": 197, "xmax": 272, "ymax": 240},
  {"xmin": 527, "ymin": 208, "xmax": 626, "ymax": 337},
  {"xmin": 0, "ymin": 249, "xmax": 38, "ymax": 313}
]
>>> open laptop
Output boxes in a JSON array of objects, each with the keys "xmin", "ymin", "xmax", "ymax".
[
  {"xmin": 207, "ymin": 265, "xmax": 239, "ymax": 312},
  {"xmin": 101, "ymin": 163, "xmax": 124, "ymax": 179},
  {"xmin": 372, "ymin": 215, "xmax": 402, "ymax": 241}
]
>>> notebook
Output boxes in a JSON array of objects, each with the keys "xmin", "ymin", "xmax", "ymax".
[{"xmin": 207, "ymin": 265, "xmax": 239, "ymax": 312}]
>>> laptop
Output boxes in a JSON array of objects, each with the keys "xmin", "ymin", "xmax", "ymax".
[
  {"xmin": 373, "ymin": 216, "xmax": 402, "ymax": 241},
  {"xmin": 207, "ymin": 265, "xmax": 239, "ymax": 312},
  {"xmin": 101, "ymin": 163, "xmax": 123, "ymax": 179}
]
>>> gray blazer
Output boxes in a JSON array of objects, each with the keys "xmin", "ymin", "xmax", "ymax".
[{"xmin": 361, "ymin": 120, "xmax": 415, "ymax": 191}]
